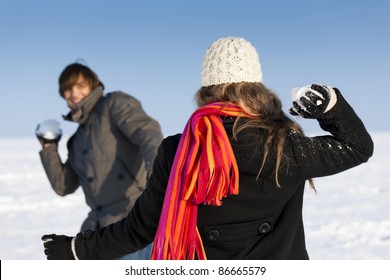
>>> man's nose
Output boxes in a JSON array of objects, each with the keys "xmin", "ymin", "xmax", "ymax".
[{"xmin": 69, "ymin": 88, "xmax": 77, "ymax": 99}]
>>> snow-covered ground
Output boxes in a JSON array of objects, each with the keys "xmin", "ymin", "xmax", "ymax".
[{"xmin": 0, "ymin": 132, "xmax": 389, "ymax": 260}]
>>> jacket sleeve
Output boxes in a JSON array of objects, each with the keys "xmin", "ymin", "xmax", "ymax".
[
  {"xmin": 39, "ymin": 145, "xmax": 79, "ymax": 196},
  {"xmin": 74, "ymin": 135, "xmax": 179, "ymax": 259},
  {"xmin": 108, "ymin": 93, "xmax": 164, "ymax": 173},
  {"xmin": 289, "ymin": 89, "xmax": 374, "ymax": 180}
]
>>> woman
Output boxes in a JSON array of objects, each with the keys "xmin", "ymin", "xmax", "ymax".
[{"xmin": 42, "ymin": 37, "xmax": 373, "ymax": 260}]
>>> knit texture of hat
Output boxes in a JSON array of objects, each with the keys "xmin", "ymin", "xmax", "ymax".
[{"xmin": 201, "ymin": 37, "xmax": 263, "ymax": 87}]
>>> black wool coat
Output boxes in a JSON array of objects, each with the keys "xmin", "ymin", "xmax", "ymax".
[{"xmin": 75, "ymin": 92, "xmax": 374, "ymax": 259}]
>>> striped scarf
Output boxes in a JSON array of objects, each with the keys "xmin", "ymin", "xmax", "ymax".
[{"xmin": 151, "ymin": 102, "xmax": 251, "ymax": 260}]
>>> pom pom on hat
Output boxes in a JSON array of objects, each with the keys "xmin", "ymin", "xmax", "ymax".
[{"xmin": 201, "ymin": 37, "xmax": 263, "ymax": 87}]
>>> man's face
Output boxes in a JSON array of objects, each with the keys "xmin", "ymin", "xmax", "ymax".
[{"xmin": 63, "ymin": 75, "xmax": 92, "ymax": 112}]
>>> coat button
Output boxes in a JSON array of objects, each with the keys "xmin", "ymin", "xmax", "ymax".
[
  {"xmin": 258, "ymin": 222, "xmax": 271, "ymax": 234},
  {"xmin": 207, "ymin": 230, "xmax": 220, "ymax": 241}
]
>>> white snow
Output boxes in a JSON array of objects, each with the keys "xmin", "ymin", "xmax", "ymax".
[
  {"xmin": 35, "ymin": 119, "xmax": 63, "ymax": 140},
  {"xmin": 291, "ymin": 86, "xmax": 312, "ymax": 102},
  {"xmin": 0, "ymin": 133, "xmax": 389, "ymax": 260}
]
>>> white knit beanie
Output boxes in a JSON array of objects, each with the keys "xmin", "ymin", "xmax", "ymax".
[{"xmin": 201, "ymin": 37, "xmax": 263, "ymax": 87}]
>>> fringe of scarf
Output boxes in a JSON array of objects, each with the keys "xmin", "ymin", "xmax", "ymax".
[{"xmin": 151, "ymin": 102, "xmax": 251, "ymax": 260}]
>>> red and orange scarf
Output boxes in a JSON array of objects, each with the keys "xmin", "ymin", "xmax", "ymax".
[{"xmin": 151, "ymin": 102, "xmax": 252, "ymax": 260}]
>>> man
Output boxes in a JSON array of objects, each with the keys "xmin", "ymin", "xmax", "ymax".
[{"xmin": 36, "ymin": 62, "xmax": 163, "ymax": 259}]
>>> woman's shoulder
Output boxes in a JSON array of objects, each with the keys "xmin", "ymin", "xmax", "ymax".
[
  {"xmin": 154, "ymin": 134, "xmax": 182, "ymax": 169},
  {"xmin": 161, "ymin": 133, "xmax": 182, "ymax": 149}
]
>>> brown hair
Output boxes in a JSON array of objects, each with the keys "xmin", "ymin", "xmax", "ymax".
[
  {"xmin": 58, "ymin": 63, "xmax": 104, "ymax": 97},
  {"xmin": 196, "ymin": 82, "xmax": 315, "ymax": 189}
]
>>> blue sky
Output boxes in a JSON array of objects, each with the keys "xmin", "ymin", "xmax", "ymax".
[{"xmin": 0, "ymin": 0, "xmax": 389, "ymax": 138}]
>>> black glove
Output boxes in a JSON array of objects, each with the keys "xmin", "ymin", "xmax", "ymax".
[
  {"xmin": 36, "ymin": 119, "xmax": 63, "ymax": 147},
  {"xmin": 42, "ymin": 234, "xmax": 75, "ymax": 260},
  {"xmin": 290, "ymin": 84, "xmax": 335, "ymax": 119}
]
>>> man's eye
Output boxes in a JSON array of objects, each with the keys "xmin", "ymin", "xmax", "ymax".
[{"xmin": 76, "ymin": 83, "xmax": 87, "ymax": 88}]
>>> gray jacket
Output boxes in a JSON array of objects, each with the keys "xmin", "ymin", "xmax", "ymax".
[{"xmin": 39, "ymin": 87, "xmax": 163, "ymax": 231}]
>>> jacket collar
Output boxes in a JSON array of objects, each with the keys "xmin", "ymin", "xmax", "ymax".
[{"xmin": 63, "ymin": 87, "xmax": 103, "ymax": 124}]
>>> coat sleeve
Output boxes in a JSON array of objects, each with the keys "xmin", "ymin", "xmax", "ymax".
[
  {"xmin": 39, "ymin": 145, "xmax": 79, "ymax": 196},
  {"xmin": 107, "ymin": 93, "xmax": 164, "ymax": 173},
  {"xmin": 74, "ymin": 135, "xmax": 180, "ymax": 259},
  {"xmin": 289, "ymin": 89, "xmax": 374, "ymax": 180}
]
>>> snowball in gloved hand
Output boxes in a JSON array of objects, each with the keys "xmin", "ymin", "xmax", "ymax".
[
  {"xmin": 289, "ymin": 84, "xmax": 338, "ymax": 119},
  {"xmin": 36, "ymin": 119, "xmax": 63, "ymax": 140},
  {"xmin": 291, "ymin": 85, "xmax": 325, "ymax": 110}
]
